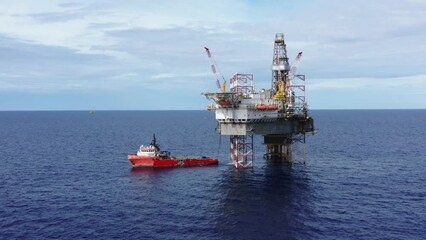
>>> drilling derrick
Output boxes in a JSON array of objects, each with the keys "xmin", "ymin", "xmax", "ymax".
[
  {"xmin": 202, "ymin": 33, "xmax": 314, "ymax": 168},
  {"xmin": 271, "ymin": 33, "xmax": 290, "ymax": 102}
]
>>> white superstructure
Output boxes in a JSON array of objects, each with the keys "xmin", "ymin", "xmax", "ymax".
[
  {"xmin": 137, "ymin": 145, "xmax": 157, "ymax": 157},
  {"xmin": 206, "ymin": 90, "xmax": 282, "ymax": 123}
]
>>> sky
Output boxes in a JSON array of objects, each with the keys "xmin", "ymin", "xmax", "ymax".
[{"xmin": 0, "ymin": 0, "xmax": 425, "ymax": 110}]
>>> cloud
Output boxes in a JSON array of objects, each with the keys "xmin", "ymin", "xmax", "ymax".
[
  {"xmin": 0, "ymin": 0, "xmax": 250, "ymax": 57},
  {"xmin": 306, "ymin": 75, "xmax": 426, "ymax": 109},
  {"xmin": 151, "ymin": 73, "xmax": 177, "ymax": 79},
  {"xmin": 308, "ymin": 75, "xmax": 426, "ymax": 92},
  {"xmin": 0, "ymin": 0, "xmax": 425, "ymax": 109}
]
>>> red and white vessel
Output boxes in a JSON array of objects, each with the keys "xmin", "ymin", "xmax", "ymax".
[{"xmin": 128, "ymin": 134, "xmax": 219, "ymax": 168}]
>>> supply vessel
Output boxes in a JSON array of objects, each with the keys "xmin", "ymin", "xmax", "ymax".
[{"xmin": 128, "ymin": 134, "xmax": 219, "ymax": 168}]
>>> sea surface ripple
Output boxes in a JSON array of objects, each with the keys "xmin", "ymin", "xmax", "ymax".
[{"xmin": 1, "ymin": 110, "xmax": 425, "ymax": 239}]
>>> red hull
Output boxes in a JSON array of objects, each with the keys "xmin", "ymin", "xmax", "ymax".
[{"xmin": 128, "ymin": 155, "xmax": 219, "ymax": 168}]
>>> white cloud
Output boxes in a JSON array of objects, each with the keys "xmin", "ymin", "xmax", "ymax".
[
  {"xmin": 188, "ymin": 72, "xmax": 211, "ymax": 77},
  {"xmin": 308, "ymin": 75, "xmax": 426, "ymax": 93},
  {"xmin": 0, "ymin": 0, "xmax": 425, "ymax": 109},
  {"xmin": 151, "ymin": 73, "xmax": 177, "ymax": 79},
  {"xmin": 0, "ymin": 0, "xmax": 249, "ymax": 59}
]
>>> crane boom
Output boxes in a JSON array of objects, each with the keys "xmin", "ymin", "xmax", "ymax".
[
  {"xmin": 204, "ymin": 47, "xmax": 223, "ymax": 91},
  {"xmin": 289, "ymin": 52, "xmax": 303, "ymax": 80}
]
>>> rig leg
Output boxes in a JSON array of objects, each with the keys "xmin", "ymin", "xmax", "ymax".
[
  {"xmin": 264, "ymin": 134, "xmax": 292, "ymax": 162},
  {"xmin": 230, "ymin": 134, "xmax": 254, "ymax": 168},
  {"xmin": 263, "ymin": 133, "xmax": 307, "ymax": 163},
  {"xmin": 290, "ymin": 133, "xmax": 307, "ymax": 164}
]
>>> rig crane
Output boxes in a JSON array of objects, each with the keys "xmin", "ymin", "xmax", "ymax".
[
  {"xmin": 289, "ymin": 52, "xmax": 303, "ymax": 80},
  {"xmin": 204, "ymin": 47, "xmax": 226, "ymax": 92}
]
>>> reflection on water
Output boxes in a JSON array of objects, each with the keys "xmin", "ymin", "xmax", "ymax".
[
  {"xmin": 130, "ymin": 165, "xmax": 220, "ymax": 177},
  {"xmin": 130, "ymin": 167, "xmax": 175, "ymax": 176},
  {"xmin": 215, "ymin": 162, "xmax": 315, "ymax": 239}
]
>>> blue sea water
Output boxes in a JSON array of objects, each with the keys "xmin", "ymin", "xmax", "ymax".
[{"xmin": 0, "ymin": 110, "xmax": 425, "ymax": 239}]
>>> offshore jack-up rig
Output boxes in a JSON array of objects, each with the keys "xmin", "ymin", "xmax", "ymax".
[{"xmin": 202, "ymin": 33, "xmax": 315, "ymax": 168}]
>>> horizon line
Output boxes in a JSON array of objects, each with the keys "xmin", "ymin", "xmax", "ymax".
[{"xmin": 1, "ymin": 108, "xmax": 425, "ymax": 112}]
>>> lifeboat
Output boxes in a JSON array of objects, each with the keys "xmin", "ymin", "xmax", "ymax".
[
  {"xmin": 256, "ymin": 104, "xmax": 267, "ymax": 111},
  {"xmin": 207, "ymin": 105, "xmax": 214, "ymax": 111},
  {"xmin": 267, "ymin": 104, "xmax": 279, "ymax": 110},
  {"xmin": 218, "ymin": 99, "xmax": 231, "ymax": 106}
]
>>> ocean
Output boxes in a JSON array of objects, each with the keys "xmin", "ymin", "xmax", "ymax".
[{"xmin": 1, "ymin": 110, "xmax": 425, "ymax": 239}]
